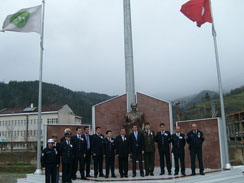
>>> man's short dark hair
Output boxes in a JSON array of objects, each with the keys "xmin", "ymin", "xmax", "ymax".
[
  {"xmin": 132, "ymin": 125, "xmax": 137, "ymax": 128},
  {"xmin": 120, "ymin": 128, "xmax": 126, "ymax": 131},
  {"xmin": 76, "ymin": 127, "xmax": 82, "ymax": 131},
  {"xmin": 84, "ymin": 126, "xmax": 89, "ymax": 130},
  {"xmin": 106, "ymin": 130, "xmax": 112, "ymax": 134},
  {"xmin": 160, "ymin": 123, "xmax": 165, "ymax": 127},
  {"xmin": 96, "ymin": 126, "xmax": 101, "ymax": 131},
  {"xmin": 145, "ymin": 122, "xmax": 150, "ymax": 126}
]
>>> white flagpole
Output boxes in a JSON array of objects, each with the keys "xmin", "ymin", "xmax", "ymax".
[
  {"xmin": 209, "ymin": 0, "xmax": 231, "ymax": 170},
  {"xmin": 34, "ymin": 0, "xmax": 45, "ymax": 175}
]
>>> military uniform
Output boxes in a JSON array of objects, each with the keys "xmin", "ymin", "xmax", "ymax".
[
  {"xmin": 41, "ymin": 146, "xmax": 60, "ymax": 183},
  {"xmin": 91, "ymin": 133, "xmax": 105, "ymax": 177},
  {"xmin": 155, "ymin": 130, "xmax": 172, "ymax": 174},
  {"xmin": 115, "ymin": 134, "xmax": 129, "ymax": 177},
  {"xmin": 103, "ymin": 137, "xmax": 116, "ymax": 178},
  {"xmin": 187, "ymin": 130, "xmax": 205, "ymax": 175},
  {"xmin": 172, "ymin": 133, "xmax": 186, "ymax": 175},
  {"xmin": 71, "ymin": 134, "xmax": 87, "ymax": 179},
  {"xmin": 60, "ymin": 140, "xmax": 73, "ymax": 183},
  {"xmin": 53, "ymin": 141, "xmax": 61, "ymax": 183},
  {"xmin": 143, "ymin": 130, "xmax": 155, "ymax": 175}
]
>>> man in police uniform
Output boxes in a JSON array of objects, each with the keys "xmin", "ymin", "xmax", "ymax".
[
  {"xmin": 115, "ymin": 128, "xmax": 129, "ymax": 178},
  {"xmin": 129, "ymin": 125, "xmax": 145, "ymax": 177},
  {"xmin": 187, "ymin": 123, "xmax": 205, "ymax": 175},
  {"xmin": 52, "ymin": 134, "xmax": 61, "ymax": 183},
  {"xmin": 60, "ymin": 133, "xmax": 73, "ymax": 183},
  {"xmin": 155, "ymin": 123, "xmax": 172, "ymax": 175},
  {"xmin": 103, "ymin": 130, "xmax": 116, "ymax": 178},
  {"xmin": 41, "ymin": 139, "xmax": 60, "ymax": 183},
  {"xmin": 71, "ymin": 127, "xmax": 87, "ymax": 180},
  {"xmin": 172, "ymin": 126, "xmax": 186, "ymax": 176},
  {"xmin": 91, "ymin": 126, "xmax": 105, "ymax": 178},
  {"xmin": 143, "ymin": 122, "xmax": 155, "ymax": 176}
]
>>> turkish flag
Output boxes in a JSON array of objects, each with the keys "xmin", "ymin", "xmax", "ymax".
[{"xmin": 180, "ymin": 0, "xmax": 212, "ymax": 27}]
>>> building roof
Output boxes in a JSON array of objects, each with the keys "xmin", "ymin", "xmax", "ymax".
[
  {"xmin": 0, "ymin": 105, "xmax": 64, "ymax": 115},
  {"xmin": 226, "ymin": 110, "xmax": 244, "ymax": 117}
]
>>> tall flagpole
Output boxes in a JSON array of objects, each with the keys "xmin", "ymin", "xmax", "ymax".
[
  {"xmin": 35, "ymin": 0, "xmax": 45, "ymax": 175},
  {"xmin": 209, "ymin": 0, "xmax": 231, "ymax": 170},
  {"xmin": 123, "ymin": 0, "xmax": 136, "ymax": 112}
]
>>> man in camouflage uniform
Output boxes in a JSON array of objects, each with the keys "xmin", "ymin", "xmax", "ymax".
[{"xmin": 143, "ymin": 122, "xmax": 156, "ymax": 176}]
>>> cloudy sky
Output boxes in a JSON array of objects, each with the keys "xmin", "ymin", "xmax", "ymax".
[{"xmin": 0, "ymin": 0, "xmax": 243, "ymax": 100}]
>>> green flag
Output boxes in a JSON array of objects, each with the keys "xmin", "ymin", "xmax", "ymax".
[{"xmin": 2, "ymin": 5, "xmax": 42, "ymax": 34}]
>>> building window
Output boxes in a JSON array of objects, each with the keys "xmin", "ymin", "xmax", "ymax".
[{"xmin": 47, "ymin": 118, "xmax": 58, "ymax": 124}]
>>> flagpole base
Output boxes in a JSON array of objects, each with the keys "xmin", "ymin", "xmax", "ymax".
[
  {"xmin": 34, "ymin": 168, "xmax": 43, "ymax": 175},
  {"xmin": 224, "ymin": 163, "xmax": 232, "ymax": 170}
]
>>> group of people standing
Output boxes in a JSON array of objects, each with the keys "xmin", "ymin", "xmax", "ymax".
[{"xmin": 41, "ymin": 123, "xmax": 205, "ymax": 183}]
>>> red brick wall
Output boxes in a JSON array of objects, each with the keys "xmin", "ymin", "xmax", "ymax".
[
  {"xmin": 94, "ymin": 93, "xmax": 171, "ymax": 168},
  {"xmin": 177, "ymin": 118, "xmax": 221, "ymax": 169}
]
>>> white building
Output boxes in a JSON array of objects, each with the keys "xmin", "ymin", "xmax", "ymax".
[{"xmin": 0, "ymin": 104, "xmax": 82, "ymax": 151}]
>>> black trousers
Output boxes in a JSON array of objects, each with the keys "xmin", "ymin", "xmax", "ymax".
[
  {"xmin": 118, "ymin": 156, "xmax": 128, "ymax": 176},
  {"xmin": 45, "ymin": 164, "xmax": 57, "ymax": 183},
  {"xmin": 190, "ymin": 148, "xmax": 204, "ymax": 173},
  {"xmin": 62, "ymin": 162, "xmax": 72, "ymax": 183},
  {"xmin": 72, "ymin": 156, "xmax": 85, "ymax": 178},
  {"xmin": 105, "ymin": 156, "xmax": 115, "ymax": 177},
  {"xmin": 173, "ymin": 152, "xmax": 185, "ymax": 174},
  {"xmin": 93, "ymin": 154, "xmax": 104, "ymax": 176},
  {"xmin": 132, "ymin": 152, "xmax": 144, "ymax": 175},
  {"xmin": 144, "ymin": 151, "xmax": 155, "ymax": 173},
  {"xmin": 84, "ymin": 149, "xmax": 91, "ymax": 176},
  {"xmin": 159, "ymin": 150, "xmax": 171, "ymax": 173}
]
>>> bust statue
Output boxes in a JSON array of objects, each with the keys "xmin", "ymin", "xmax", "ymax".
[{"xmin": 124, "ymin": 103, "xmax": 144, "ymax": 135}]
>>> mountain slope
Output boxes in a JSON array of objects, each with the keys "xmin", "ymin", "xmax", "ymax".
[{"xmin": 0, "ymin": 81, "xmax": 113, "ymax": 123}]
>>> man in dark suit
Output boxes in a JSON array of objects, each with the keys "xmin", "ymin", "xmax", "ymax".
[
  {"xmin": 103, "ymin": 130, "xmax": 116, "ymax": 178},
  {"xmin": 143, "ymin": 122, "xmax": 156, "ymax": 176},
  {"xmin": 91, "ymin": 126, "xmax": 105, "ymax": 178},
  {"xmin": 172, "ymin": 126, "xmax": 186, "ymax": 176},
  {"xmin": 83, "ymin": 126, "xmax": 92, "ymax": 177},
  {"xmin": 129, "ymin": 125, "xmax": 144, "ymax": 177},
  {"xmin": 52, "ymin": 134, "xmax": 61, "ymax": 183},
  {"xmin": 60, "ymin": 133, "xmax": 73, "ymax": 183},
  {"xmin": 187, "ymin": 124, "xmax": 205, "ymax": 175},
  {"xmin": 155, "ymin": 123, "xmax": 172, "ymax": 175},
  {"xmin": 71, "ymin": 127, "xmax": 87, "ymax": 180},
  {"xmin": 115, "ymin": 128, "xmax": 129, "ymax": 178}
]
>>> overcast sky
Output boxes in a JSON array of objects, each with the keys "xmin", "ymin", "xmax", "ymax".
[{"xmin": 0, "ymin": 0, "xmax": 243, "ymax": 101}]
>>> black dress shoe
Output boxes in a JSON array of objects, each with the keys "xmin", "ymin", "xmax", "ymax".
[
  {"xmin": 99, "ymin": 174, "xmax": 105, "ymax": 177},
  {"xmin": 160, "ymin": 172, "xmax": 165, "ymax": 175},
  {"xmin": 112, "ymin": 175, "xmax": 116, "ymax": 178},
  {"xmin": 124, "ymin": 175, "xmax": 128, "ymax": 178},
  {"xmin": 81, "ymin": 177, "xmax": 87, "ymax": 180},
  {"xmin": 174, "ymin": 172, "xmax": 178, "ymax": 176},
  {"xmin": 181, "ymin": 172, "xmax": 186, "ymax": 176},
  {"xmin": 191, "ymin": 173, "xmax": 196, "ymax": 176},
  {"xmin": 145, "ymin": 173, "xmax": 149, "ymax": 176},
  {"xmin": 200, "ymin": 172, "xmax": 205, "ymax": 175},
  {"xmin": 140, "ymin": 174, "xmax": 144, "ymax": 177},
  {"xmin": 94, "ymin": 175, "xmax": 97, "ymax": 178},
  {"xmin": 168, "ymin": 172, "xmax": 172, "ymax": 175},
  {"xmin": 105, "ymin": 176, "xmax": 109, "ymax": 178},
  {"xmin": 132, "ymin": 174, "xmax": 136, "ymax": 177},
  {"xmin": 150, "ymin": 173, "xmax": 154, "ymax": 176}
]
